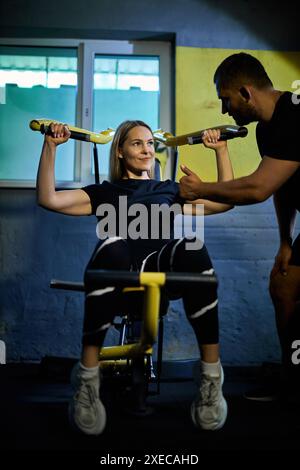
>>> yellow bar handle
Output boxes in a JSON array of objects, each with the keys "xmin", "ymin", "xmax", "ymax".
[
  {"xmin": 29, "ymin": 119, "xmax": 115, "ymax": 144},
  {"xmin": 153, "ymin": 125, "xmax": 248, "ymax": 147}
]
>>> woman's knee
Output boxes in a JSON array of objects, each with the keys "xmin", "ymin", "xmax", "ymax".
[
  {"xmin": 170, "ymin": 237, "xmax": 213, "ymax": 272},
  {"xmin": 88, "ymin": 237, "xmax": 132, "ymax": 269}
]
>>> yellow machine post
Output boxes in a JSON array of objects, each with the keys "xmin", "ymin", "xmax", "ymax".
[{"xmin": 98, "ymin": 272, "xmax": 166, "ymax": 364}]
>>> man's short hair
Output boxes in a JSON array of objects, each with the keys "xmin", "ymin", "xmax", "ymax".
[{"xmin": 214, "ymin": 52, "xmax": 273, "ymax": 89}]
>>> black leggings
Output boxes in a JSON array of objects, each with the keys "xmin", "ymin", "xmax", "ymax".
[{"xmin": 82, "ymin": 237, "xmax": 219, "ymax": 349}]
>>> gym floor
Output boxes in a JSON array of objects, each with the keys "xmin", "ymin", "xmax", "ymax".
[{"xmin": 1, "ymin": 360, "xmax": 299, "ymax": 460}]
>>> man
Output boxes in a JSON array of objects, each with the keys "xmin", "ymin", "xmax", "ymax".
[{"xmin": 179, "ymin": 52, "xmax": 300, "ymax": 400}]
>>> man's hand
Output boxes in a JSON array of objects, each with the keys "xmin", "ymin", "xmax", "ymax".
[
  {"xmin": 270, "ymin": 242, "xmax": 292, "ymax": 278},
  {"xmin": 179, "ymin": 165, "xmax": 203, "ymax": 200}
]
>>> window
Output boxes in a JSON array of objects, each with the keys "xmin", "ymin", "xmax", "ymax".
[
  {"xmin": 0, "ymin": 46, "xmax": 77, "ymax": 183},
  {"xmin": 92, "ymin": 55, "xmax": 159, "ymax": 176},
  {"xmin": 0, "ymin": 39, "xmax": 172, "ymax": 187}
]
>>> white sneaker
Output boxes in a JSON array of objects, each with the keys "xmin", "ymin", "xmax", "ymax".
[
  {"xmin": 191, "ymin": 366, "xmax": 227, "ymax": 431},
  {"xmin": 68, "ymin": 363, "xmax": 106, "ymax": 435}
]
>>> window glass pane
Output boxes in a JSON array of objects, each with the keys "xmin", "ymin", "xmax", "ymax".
[
  {"xmin": 0, "ymin": 46, "xmax": 77, "ymax": 182},
  {"xmin": 92, "ymin": 55, "xmax": 159, "ymax": 177}
]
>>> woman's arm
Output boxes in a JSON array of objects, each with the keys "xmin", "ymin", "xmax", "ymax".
[
  {"xmin": 183, "ymin": 129, "xmax": 234, "ymax": 216},
  {"xmin": 36, "ymin": 123, "xmax": 92, "ymax": 216}
]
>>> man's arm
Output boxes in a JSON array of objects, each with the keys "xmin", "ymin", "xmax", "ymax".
[
  {"xmin": 273, "ymin": 189, "xmax": 297, "ymax": 245},
  {"xmin": 179, "ymin": 156, "xmax": 300, "ymax": 205}
]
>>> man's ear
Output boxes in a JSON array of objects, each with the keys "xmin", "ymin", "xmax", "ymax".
[{"xmin": 239, "ymin": 86, "xmax": 251, "ymax": 101}]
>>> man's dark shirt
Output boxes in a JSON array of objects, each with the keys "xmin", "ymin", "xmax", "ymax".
[{"xmin": 256, "ymin": 91, "xmax": 300, "ymax": 210}]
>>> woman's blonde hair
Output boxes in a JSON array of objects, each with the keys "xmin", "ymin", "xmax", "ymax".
[{"xmin": 109, "ymin": 120, "xmax": 155, "ymax": 182}]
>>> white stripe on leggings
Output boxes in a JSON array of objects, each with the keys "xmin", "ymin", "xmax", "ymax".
[
  {"xmin": 92, "ymin": 236, "xmax": 125, "ymax": 260},
  {"xmin": 201, "ymin": 268, "xmax": 214, "ymax": 275},
  {"xmin": 189, "ymin": 299, "xmax": 218, "ymax": 319},
  {"xmin": 170, "ymin": 238, "xmax": 184, "ymax": 271},
  {"xmin": 140, "ymin": 251, "xmax": 157, "ymax": 273},
  {"xmin": 157, "ymin": 243, "xmax": 169, "ymax": 271},
  {"xmin": 83, "ymin": 322, "xmax": 111, "ymax": 336},
  {"xmin": 86, "ymin": 287, "xmax": 115, "ymax": 297}
]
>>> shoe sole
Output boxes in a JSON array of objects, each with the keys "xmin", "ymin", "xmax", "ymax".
[
  {"xmin": 191, "ymin": 397, "xmax": 228, "ymax": 431},
  {"xmin": 68, "ymin": 399, "xmax": 107, "ymax": 436}
]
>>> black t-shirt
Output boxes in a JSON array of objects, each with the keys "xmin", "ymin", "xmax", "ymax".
[
  {"xmin": 256, "ymin": 91, "xmax": 300, "ymax": 210},
  {"xmin": 82, "ymin": 179, "xmax": 185, "ymax": 264}
]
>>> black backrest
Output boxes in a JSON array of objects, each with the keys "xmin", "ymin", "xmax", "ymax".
[{"xmin": 154, "ymin": 157, "xmax": 162, "ymax": 181}]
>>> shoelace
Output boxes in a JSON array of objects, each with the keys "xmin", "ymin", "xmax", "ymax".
[
  {"xmin": 198, "ymin": 374, "xmax": 220, "ymax": 406},
  {"xmin": 75, "ymin": 382, "xmax": 97, "ymax": 409}
]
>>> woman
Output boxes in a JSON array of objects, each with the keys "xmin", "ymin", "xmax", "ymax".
[{"xmin": 36, "ymin": 119, "xmax": 234, "ymax": 435}]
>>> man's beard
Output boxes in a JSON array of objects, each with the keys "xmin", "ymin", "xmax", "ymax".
[
  {"xmin": 234, "ymin": 115, "xmax": 252, "ymax": 126},
  {"xmin": 233, "ymin": 105, "xmax": 259, "ymax": 126}
]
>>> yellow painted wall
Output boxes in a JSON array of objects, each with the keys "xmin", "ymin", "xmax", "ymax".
[{"xmin": 176, "ymin": 48, "xmax": 300, "ymax": 181}]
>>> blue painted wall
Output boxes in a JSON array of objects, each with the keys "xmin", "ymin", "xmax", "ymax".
[{"xmin": 0, "ymin": 0, "xmax": 299, "ymax": 363}]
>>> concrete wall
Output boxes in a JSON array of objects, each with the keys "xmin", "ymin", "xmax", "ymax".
[
  {"xmin": 2, "ymin": 189, "xmax": 299, "ymax": 364},
  {"xmin": 0, "ymin": 0, "xmax": 299, "ymax": 363},
  {"xmin": 1, "ymin": 0, "xmax": 299, "ymax": 51}
]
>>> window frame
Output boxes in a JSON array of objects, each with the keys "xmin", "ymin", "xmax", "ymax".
[{"xmin": 0, "ymin": 38, "xmax": 172, "ymax": 188}]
